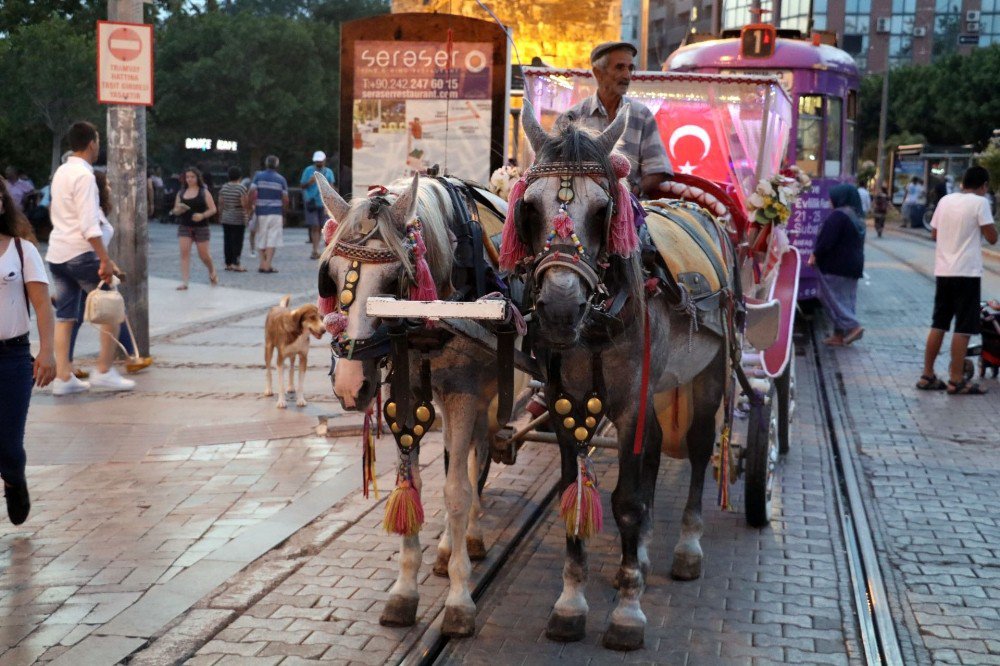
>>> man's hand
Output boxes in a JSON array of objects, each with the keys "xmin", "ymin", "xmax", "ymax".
[
  {"xmin": 98, "ymin": 259, "xmax": 117, "ymax": 283},
  {"xmin": 33, "ymin": 348, "xmax": 56, "ymax": 387}
]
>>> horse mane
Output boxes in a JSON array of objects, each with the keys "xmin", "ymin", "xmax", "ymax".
[
  {"xmin": 328, "ymin": 177, "xmax": 454, "ymax": 288},
  {"xmin": 536, "ymin": 117, "xmax": 645, "ymax": 307}
]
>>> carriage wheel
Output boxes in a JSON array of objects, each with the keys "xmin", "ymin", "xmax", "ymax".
[
  {"xmin": 744, "ymin": 386, "xmax": 779, "ymax": 528},
  {"xmin": 774, "ymin": 359, "xmax": 794, "ymax": 455}
]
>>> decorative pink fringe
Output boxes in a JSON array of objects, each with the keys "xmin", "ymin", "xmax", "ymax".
[
  {"xmin": 317, "ymin": 295, "xmax": 337, "ymax": 317},
  {"xmin": 322, "ymin": 218, "xmax": 338, "ymax": 245},
  {"xmin": 499, "ymin": 178, "xmax": 530, "ymax": 271},
  {"xmin": 559, "ymin": 476, "xmax": 603, "ymax": 539},
  {"xmin": 383, "ymin": 479, "xmax": 424, "ymax": 536},
  {"xmin": 553, "ymin": 211, "xmax": 574, "ymax": 238},
  {"xmin": 608, "ymin": 183, "xmax": 639, "ymax": 257},
  {"xmin": 409, "ymin": 227, "xmax": 438, "ymax": 301},
  {"xmin": 323, "ymin": 311, "xmax": 348, "ymax": 337}
]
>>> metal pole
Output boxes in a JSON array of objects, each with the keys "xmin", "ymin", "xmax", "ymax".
[
  {"xmin": 875, "ymin": 67, "xmax": 889, "ymax": 188},
  {"xmin": 639, "ymin": 0, "xmax": 650, "ymax": 70},
  {"xmin": 107, "ymin": 0, "xmax": 150, "ymax": 356}
]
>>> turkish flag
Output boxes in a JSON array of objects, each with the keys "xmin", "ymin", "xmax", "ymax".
[{"xmin": 654, "ymin": 103, "xmax": 731, "ymax": 185}]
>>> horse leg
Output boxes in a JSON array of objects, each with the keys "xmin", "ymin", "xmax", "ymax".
[
  {"xmin": 546, "ymin": 439, "xmax": 590, "ymax": 642},
  {"xmin": 440, "ymin": 393, "xmax": 478, "ymax": 637},
  {"xmin": 671, "ymin": 353, "xmax": 725, "ymax": 580},
  {"xmin": 605, "ymin": 410, "xmax": 657, "ymax": 651},
  {"xmin": 380, "ymin": 452, "xmax": 423, "ymax": 627},
  {"xmin": 616, "ymin": 413, "xmax": 662, "ymax": 589},
  {"xmin": 465, "ymin": 410, "xmax": 488, "ymax": 561}
]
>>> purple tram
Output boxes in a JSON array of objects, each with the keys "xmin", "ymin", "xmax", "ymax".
[{"xmin": 664, "ymin": 26, "xmax": 861, "ymax": 300}]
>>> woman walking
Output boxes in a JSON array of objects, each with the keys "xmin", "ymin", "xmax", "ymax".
[
  {"xmin": 0, "ymin": 177, "xmax": 56, "ymax": 525},
  {"xmin": 172, "ymin": 167, "xmax": 218, "ymax": 290},
  {"xmin": 218, "ymin": 166, "xmax": 249, "ymax": 271},
  {"xmin": 811, "ymin": 183, "xmax": 866, "ymax": 346}
]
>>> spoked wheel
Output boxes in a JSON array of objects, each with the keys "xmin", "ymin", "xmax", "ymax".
[
  {"xmin": 774, "ymin": 358, "xmax": 795, "ymax": 455},
  {"xmin": 744, "ymin": 385, "xmax": 779, "ymax": 528}
]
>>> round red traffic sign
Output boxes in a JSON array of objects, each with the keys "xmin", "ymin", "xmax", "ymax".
[{"xmin": 108, "ymin": 27, "xmax": 142, "ymax": 62}]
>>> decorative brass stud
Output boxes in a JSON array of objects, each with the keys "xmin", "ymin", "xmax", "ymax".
[
  {"xmin": 585, "ymin": 416, "xmax": 597, "ymax": 428},
  {"xmin": 557, "ymin": 187, "xmax": 574, "ymax": 203},
  {"xmin": 574, "ymin": 427, "xmax": 588, "ymax": 442},
  {"xmin": 351, "ymin": 261, "xmax": 359, "ymax": 269},
  {"xmin": 391, "ymin": 423, "xmax": 401, "ymax": 433},
  {"xmin": 386, "ymin": 402, "xmax": 397, "ymax": 418},
  {"xmin": 555, "ymin": 398, "xmax": 572, "ymax": 415},
  {"xmin": 400, "ymin": 434, "xmax": 414, "ymax": 448},
  {"xmin": 416, "ymin": 406, "xmax": 431, "ymax": 423},
  {"xmin": 340, "ymin": 290, "xmax": 354, "ymax": 306},
  {"xmin": 586, "ymin": 397, "xmax": 603, "ymax": 414},
  {"xmin": 346, "ymin": 270, "xmax": 359, "ymax": 283},
  {"xmin": 563, "ymin": 417, "xmax": 575, "ymax": 429},
  {"xmin": 413, "ymin": 425, "xmax": 424, "ymax": 436}
]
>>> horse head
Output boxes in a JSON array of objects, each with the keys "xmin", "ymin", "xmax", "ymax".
[{"xmin": 316, "ymin": 172, "xmax": 453, "ymax": 411}]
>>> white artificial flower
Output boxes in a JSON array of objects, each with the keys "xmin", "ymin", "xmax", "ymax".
[
  {"xmin": 748, "ymin": 192, "xmax": 765, "ymax": 209},
  {"xmin": 757, "ymin": 180, "xmax": 775, "ymax": 197}
]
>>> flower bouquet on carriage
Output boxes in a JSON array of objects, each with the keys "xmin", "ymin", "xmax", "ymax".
[{"xmin": 745, "ymin": 166, "xmax": 811, "ymax": 280}]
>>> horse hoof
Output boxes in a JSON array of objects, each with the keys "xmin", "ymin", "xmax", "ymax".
[
  {"xmin": 671, "ymin": 551, "xmax": 703, "ymax": 581},
  {"xmin": 466, "ymin": 537, "xmax": 487, "ymax": 561},
  {"xmin": 546, "ymin": 612, "xmax": 586, "ymax": 642},
  {"xmin": 433, "ymin": 552, "xmax": 450, "ymax": 577},
  {"xmin": 603, "ymin": 621, "xmax": 644, "ymax": 651},
  {"xmin": 442, "ymin": 606, "xmax": 476, "ymax": 637},
  {"xmin": 379, "ymin": 595, "xmax": 419, "ymax": 627}
]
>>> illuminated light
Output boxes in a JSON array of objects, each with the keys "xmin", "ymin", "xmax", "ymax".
[
  {"xmin": 185, "ymin": 137, "xmax": 212, "ymax": 151},
  {"xmin": 216, "ymin": 139, "xmax": 238, "ymax": 151}
]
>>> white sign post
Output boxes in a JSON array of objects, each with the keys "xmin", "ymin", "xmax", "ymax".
[{"xmin": 97, "ymin": 20, "xmax": 154, "ymax": 106}]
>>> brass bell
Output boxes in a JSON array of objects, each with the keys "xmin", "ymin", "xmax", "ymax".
[
  {"xmin": 585, "ymin": 416, "xmax": 597, "ymax": 428},
  {"xmin": 386, "ymin": 402, "xmax": 397, "ymax": 418},
  {"xmin": 413, "ymin": 425, "xmax": 424, "ymax": 436},
  {"xmin": 340, "ymin": 290, "xmax": 354, "ymax": 306},
  {"xmin": 555, "ymin": 398, "xmax": 572, "ymax": 415},
  {"xmin": 587, "ymin": 397, "xmax": 603, "ymax": 414},
  {"xmin": 574, "ymin": 427, "xmax": 589, "ymax": 442},
  {"xmin": 563, "ymin": 417, "xmax": 575, "ymax": 429},
  {"xmin": 416, "ymin": 405, "xmax": 431, "ymax": 422},
  {"xmin": 400, "ymin": 434, "xmax": 414, "ymax": 447}
]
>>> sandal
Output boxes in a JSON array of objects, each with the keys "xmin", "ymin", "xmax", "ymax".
[
  {"xmin": 947, "ymin": 379, "xmax": 988, "ymax": 395},
  {"xmin": 916, "ymin": 374, "xmax": 947, "ymax": 390},
  {"xmin": 232, "ymin": 265, "xmax": 247, "ymax": 272},
  {"xmin": 176, "ymin": 283, "xmax": 188, "ymax": 291}
]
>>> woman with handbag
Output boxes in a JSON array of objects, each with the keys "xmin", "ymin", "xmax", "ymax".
[
  {"xmin": 172, "ymin": 167, "xmax": 218, "ymax": 290},
  {"xmin": 0, "ymin": 177, "xmax": 55, "ymax": 525}
]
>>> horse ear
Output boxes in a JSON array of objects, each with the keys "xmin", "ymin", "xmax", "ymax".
[
  {"xmin": 521, "ymin": 96, "xmax": 549, "ymax": 155},
  {"xmin": 315, "ymin": 171, "xmax": 350, "ymax": 222},
  {"xmin": 391, "ymin": 172, "xmax": 419, "ymax": 226},
  {"xmin": 596, "ymin": 104, "xmax": 629, "ymax": 156}
]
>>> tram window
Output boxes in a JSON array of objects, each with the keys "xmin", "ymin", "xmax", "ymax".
[
  {"xmin": 845, "ymin": 90, "xmax": 858, "ymax": 175},
  {"xmin": 826, "ymin": 98, "xmax": 843, "ymax": 178},
  {"xmin": 796, "ymin": 95, "xmax": 823, "ymax": 179}
]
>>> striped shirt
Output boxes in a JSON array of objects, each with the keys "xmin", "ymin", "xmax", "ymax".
[
  {"xmin": 250, "ymin": 169, "xmax": 288, "ymax": 216},
  {"xmin": 564, "ymin": 94, "xmax": 673, "ymax": 190},
  {"xmin": 218, "ymin": 182, "xmax": 247, "ymax": 225}
]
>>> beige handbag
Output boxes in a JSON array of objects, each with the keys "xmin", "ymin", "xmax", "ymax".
[{"xmin": 84, "ymin": 278, "xmax": 126, "ymax": 327}]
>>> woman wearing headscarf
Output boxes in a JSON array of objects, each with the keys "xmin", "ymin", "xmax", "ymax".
[{"xmin": 810, "ymin": 183, "xmax": 866, "ymax": 346}]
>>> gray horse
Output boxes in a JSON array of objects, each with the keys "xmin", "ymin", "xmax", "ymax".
[
  {"xmin": 513, "ymin": 104, "xmax": 732, "ymax": 650},
  {"xmin": 316, "ymin": 173, "xmax": 500, "ymax": 636}
]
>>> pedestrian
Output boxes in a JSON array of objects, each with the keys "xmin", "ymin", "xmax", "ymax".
[
  {"xmin": 46, "ymin": 121, "xmax": 134, "ymax": 395},
  {"xmin": 0, "ymin": 177, "xmax": 55, "ymax": 525},
  {"xmin": 917, "ymin": 165, "xmax": 999, "ymax": 394},
  {"xmin": 563, "ymin": 41, "xmax": 673, "ymax": 197},
  {"xmin": 218, "ymin": 166, "xmax": 249, "ymax": 272},
  {"xmin": 810, "ymin": 183, "xmax": 866, "ymax": 347},
  {"xmin": 249, "ymin": 155, "xmax": 288, "ymax": 273},
  {"xmin": 4, "ymin": 167, "xmax": 35, "ymax": 211},
  {"xmin": 299, "ymin": 151, "xmax": 334, "ymax": 260},
  {"xmin": 172, "ymin": 166, "xmax": 219, "ymax": 290},
  {"xmin": 857, "ymin": 183, "xmax": 871, "ymax": 217},
  {"xmin": 872, "ymin": 183, "xmax": 890, "ymax": 237},
  {"xmin": 901, "ymin": 176, "xmax": 919, "ymax": 227}
]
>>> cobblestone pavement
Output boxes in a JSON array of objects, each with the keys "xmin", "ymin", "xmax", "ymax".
[{"xmin": 817, "ymin": 229, "xmax": 1000, "ymax": 666}]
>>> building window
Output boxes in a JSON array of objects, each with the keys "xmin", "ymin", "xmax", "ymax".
[
  {"xmin": 722, "ymin": 0, "xmax": 774, "ymax": 30},
  {"xmin": 933, "ymin": 1, "xmax": 962, "ymax": 59},
  {"xmin": 982, "ymin": 0, "xmax": 1000, "ymax": 46},
  {"xmin": 844, "ymin": 0, "xmax": 871, "ymax": 71},
  {"xmin": 887, "ymin": 0, "xmax": 917, "ymax": 67}
]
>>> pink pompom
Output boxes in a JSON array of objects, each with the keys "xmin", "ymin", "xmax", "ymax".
[
  {"xmin": 553, "ymin": 211, "xmax": 574, "ymax": 238},
  {"xmin": 322, "ymin": 218, "xmax": 338, "ymax": 245},
  {"xmin": 317, "ymin": 295, "xmax": 337, "ymax": 316},
  {"xmin": 499, "ymin": 178, "xmax": 530, "ymax": 272},
  {"xmin": 608, "ymin": 183, "xmax": 639, "ymax": 257},
  {"xmin": 610, "ymin": 153, "xmax": 631, "ymax": 180},
  {"xmin": 324, "ymin": 311, "xmax": 348, "ymax": 337}
]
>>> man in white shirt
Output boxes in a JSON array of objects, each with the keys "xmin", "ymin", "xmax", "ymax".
[
  {"xmin": 857, "ymin": 185, "xmax": 871, "ymax": 217},
  {"xmin": 46, "ymin": 121, "xmax": 134, "ymax": 395},
  {"xmin": 918, "ymin": 165, "xmax": 998, "ymax": 394}
]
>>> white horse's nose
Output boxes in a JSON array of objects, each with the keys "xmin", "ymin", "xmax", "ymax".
[{"xmin": 333, "ymin": 358, "xmax": 365, "ymax": 408}]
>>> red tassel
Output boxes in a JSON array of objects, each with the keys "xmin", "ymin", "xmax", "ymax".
[
  {"xmin": 383, "ymin": 478, "xmax": 424, "ymax": 536},
  {"xmin": 610, "ymin": 153, "xmax": 631, "ymax": 180},
  {"xmin": 499, "ymin": 178, "xmax": 530, "ymax": 271},
  {"xmin": 553, "ymin": 211, "xmax": 574, "ymax": 238},
  {"xmin": 322, "ymin": 218, "xmax": 338, "ymax": 245},
  {"xmin": 608, "ymin": 183, "xmax": 639, "ymax": 257},
  {"xmin": 408, "ymin": 227, "xmax": 438, "ymax": 301},
  {"xmin": 317, "ymin": 295, "xmax": 337, "ymax": 317},
  {"xmin": 324, "ymin": 311, "xmax": 348, "ymax": 337},
  {"xmin": 559, "ymin": 474, "xmax": 603, "ymax": 539}
]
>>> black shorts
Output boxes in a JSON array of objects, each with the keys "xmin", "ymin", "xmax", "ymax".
[{"xmin": 932, "ymin": 276, "xmax": 980, "ymax": 335}]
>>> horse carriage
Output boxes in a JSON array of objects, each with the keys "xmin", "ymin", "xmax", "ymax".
[{"xmin": 315, "ymin": 68, "xmax": 801, "ymax": 650}]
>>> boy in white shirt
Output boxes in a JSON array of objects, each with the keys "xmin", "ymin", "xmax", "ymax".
[{"xmin": 918, "ymin": 165, "xmax": 998, "ymax": 394}]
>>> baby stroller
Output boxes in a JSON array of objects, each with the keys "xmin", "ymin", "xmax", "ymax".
[{"xmin": 965, "ymin": 302, "xmax": 1000, "ymax": 379}]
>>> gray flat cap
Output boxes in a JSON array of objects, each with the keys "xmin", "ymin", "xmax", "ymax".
[{"xmin": 590, "ymin": 41, "xmax": 638, "ymax": 64}]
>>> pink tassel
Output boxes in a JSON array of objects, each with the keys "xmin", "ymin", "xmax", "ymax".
[
  {"xmin": 610, "ymin": 153, "xmax": 631, "ymax": 179},
  {"xmin": 317, "ymin": 295, "xmax": 337, "ymax": 317},
  {"xmin": 383, "ymin": 479, "xmax": 424, "ymax": 536},
  {"xmin": 559, "ymin": 476, "xmax": 603, "ymax": 539},
  {"xmin": 322, "ymin": 218, "xmax": 338, "ymax": 245},
  {"xmin": 324, "ymin": 311, "xmax": 348, "ymax": 337},
  {"xmin": 553, "ymin": 211, "xmax": 574, "ymax": 238},
  {"xmin": 408, "ymin": 227, "xmax": 438, "ymax": 301},
  {"xmin": 499, "ymin": 178, "xmax": 530, "ymax": 271},
  {"xmin": 608, "ymin": 183, "xmax": 639, "ymax": 257}
]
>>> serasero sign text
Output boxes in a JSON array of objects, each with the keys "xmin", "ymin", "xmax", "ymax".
[
  {"xmin": 354, "ymin": 41, "xmax": 492, "ymax": 100},
  {"xmin": 97, "ymin": 20, "xmax": 154, "ymax": 106}
]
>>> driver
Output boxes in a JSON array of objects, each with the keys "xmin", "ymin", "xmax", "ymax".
[{"xmin": 562, "ymin": 41, "xmax": 673, "ymax": 198}]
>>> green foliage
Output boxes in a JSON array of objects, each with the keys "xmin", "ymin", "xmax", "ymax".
[
  {"xmin": 0, "ymin": 0, "xmax": 103, "ymax": 36},
  {"xmin": 977, "ymin": 141, "xmax": 1000, "ymax": 192}
]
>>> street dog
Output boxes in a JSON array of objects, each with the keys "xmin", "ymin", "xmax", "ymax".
[{"xmin": 264, "ymin": 295, "xmax": 325, "ymax": 408}]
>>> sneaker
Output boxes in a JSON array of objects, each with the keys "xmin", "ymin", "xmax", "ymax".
[
  {"xmin": 52, "ymin": 374, "xmax": 90, "ymax": 395},
  {"xmin": 3, "ymin": 481, "xmax": 30, "ymax": 525},
  {"xmin": 89, "ymin": 367, "xmax": 136, "ymax": 392},
  {"xmin": 250, "ymin": 250, "xmax": 257, "ymax": 258}
]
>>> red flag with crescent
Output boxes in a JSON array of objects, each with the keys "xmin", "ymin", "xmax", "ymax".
[{"xmin": 654, "ymin": 103, "xmax": 731, "ymax": 185}]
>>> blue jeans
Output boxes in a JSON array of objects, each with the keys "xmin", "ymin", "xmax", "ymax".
[
  {"xmin": 818, "ymin": 272, "xmax": 860, "ymax": 334},
  {"xmin": 0, "ymin": 343, "xmax": 33, "ymax": 485}
]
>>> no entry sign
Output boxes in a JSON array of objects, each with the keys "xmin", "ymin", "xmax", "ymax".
[{"xmin": 97, "ymin": 21, "xmax": 154, "ymax": 106}]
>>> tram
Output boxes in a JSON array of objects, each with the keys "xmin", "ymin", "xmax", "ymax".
[{"xmin": 664, "ymin": 24, "xmax": 861, "ymax": 300}]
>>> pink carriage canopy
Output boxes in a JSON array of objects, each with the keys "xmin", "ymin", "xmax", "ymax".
[{"xmin": 521, "ymin": 68, "xmax": 793, "ymax": 218}]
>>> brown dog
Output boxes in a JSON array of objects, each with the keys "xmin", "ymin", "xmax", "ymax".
[{"xmin": 264, "ymin": 295, "xmax": 325, "ymax": 408}]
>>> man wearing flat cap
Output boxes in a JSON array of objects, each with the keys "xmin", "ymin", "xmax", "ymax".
[{"xmin": 563, "ymin": 41, "xmax": 673, "ymax": 198}]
